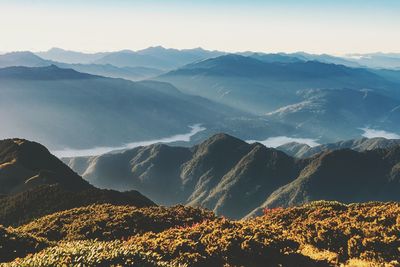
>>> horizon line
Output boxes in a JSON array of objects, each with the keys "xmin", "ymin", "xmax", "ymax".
[{"xmin": 2, "ymin": 45, "xmax": 400, "ymax": 57}]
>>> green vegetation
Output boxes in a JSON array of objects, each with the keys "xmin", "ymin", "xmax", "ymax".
[{"xmin": 1, "ymin": 201, "xmax": 399, "ymax": 266}]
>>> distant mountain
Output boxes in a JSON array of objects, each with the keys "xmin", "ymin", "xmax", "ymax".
[
  {"xmin": 0, "ymin": 138, "xmax": 154, "ymax": 225},
  {"xmin": 64, "ymin": 133, "xmax": 400, "ymax": 219},
  {"xmin": 248, "ymin": 52, "xmax": 304, "ymax": 63},
  {"xmin": 157, "ymin": 54, "xmax": 399, "ymax": 114},
  {"xmin": 345, "ymin": 52, "xmax": 400, "ymax": 69},
  {"xmin": 288, "ymin": 52, "xmax": 362, "ymax": 68},
  {"xmin": 277, "ymin": 137, "xmax": 400, "ymax": 158},
  {"xmin": 36, "ymin": 47, "xmax": 109, "ymax": 64},
  {"xmin": 0, "ymin": 51, "xmax": 49, "ymax": 68},
  {"xmin": 54, "ymin": 62, "xmax": 164, "ymax": 81},
  {"xmin": 0, "ymin": 64, "xmax": 97, "ymax": 80},
  {"xmin": 266, "ymin": 88, "xmax": 400, "ymax": 141},
  {"xmin": 0, "ymin": 51, "xmax": 163, "ymax": 81},
  {"xmin": 370, "ymin": 68, "xmax": 400, "ymax": 84},
  {"xmin": 0, "ymin": 65, "xmax": 251, "ymax": 150},
  {"xmin": 95, "ymin": 46, "xmax": 224, "ymax": 70}
]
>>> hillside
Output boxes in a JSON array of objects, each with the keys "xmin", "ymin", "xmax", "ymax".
[
  {"xmin": 2, "ymin": 201, "xmax": 399, "ymax": 266},
  {"xmin": 0, "ymin": 138, "xmax": 154, "ymax": 226},
  {"xmin": 249, "ymin": 147, "xmax": 400, "ymax": 216},
  {"xmin": 64, "ymin": 134, "xmax": 308, "ymax": 218},
  {"xmin": 265, "ymin": 88, "xmax": 400, "ymax": 141},
  {"xmin": 0, "ymin": 65, "xmax": 251, "ymax": 150},
  {"xmin": 157, "ymin": 54, "xmax": 399, "ymax": 114},
  {"xmin": 64, "ymin": 133, "xmax": 400, "ymax": 219}
]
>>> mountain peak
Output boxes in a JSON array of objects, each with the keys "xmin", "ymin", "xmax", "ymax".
[{"xmin": 198, "ymin": 133, "xmax": 248, "ymax": 149}]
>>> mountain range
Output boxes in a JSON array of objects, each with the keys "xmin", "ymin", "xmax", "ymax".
[
  {"xmin": 0, "ymin": 137, "xmax": 398, "ymax": 266},
  {"xmin": 0, "ymin": 51, "xmax": 163, "ymax": 80},
  {"xmin": 63, "ymin": 133, "xmax": 400, "ymax": 219},
  {"xmin": 0, "ymin": 65, "xmax": 258, "ymax": 150},
  {"xmin": 2, "ymin": 48, "xmax": 400, "ymax": 147},
  {"xmin": 156, "ymin": 54, "xmax": 400, "ymax": 142},
  {"xmin": 277, "ymin": 137, "xmax": 400, "ymax": 158},
  {"xmin": 35, "ymin": 46, "xmax": 225, "ymax": 70},
  {"xmin": 157, "ymin": 54, "xmax": 400, "ymax": 113}
]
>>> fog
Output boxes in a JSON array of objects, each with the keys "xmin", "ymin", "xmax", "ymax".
[
  {"xmin": 247, "ymin": 136, "xmax": 320, "ymax": 148},
  {"xmin": 53, "ymin": 124, "xmax": 205, "ymax": 158}
]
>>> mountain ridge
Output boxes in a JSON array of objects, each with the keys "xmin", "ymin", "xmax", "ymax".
[{"xmin": 64, "ymin": 133, "xmax": 400, "ymax": 219}]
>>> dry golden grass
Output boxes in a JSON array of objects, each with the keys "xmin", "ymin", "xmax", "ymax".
[
  {"xmin": 1, "ymin": 201, "xmax": 399, "ymax": 266},
  {"xmin": 16, "ymin": 204, "xmax": 215, "ymax": 241}
]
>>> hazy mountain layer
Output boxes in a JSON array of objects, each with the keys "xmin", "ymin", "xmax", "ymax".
[
  {"xmin": 0, "ymin": 51, "xmax": 163, "ymax": 80},
  {"xmin": 94, "ymin": 46, "xmax": 224, "ymax": 70},
  {"xmin": 0, "ymin": 65, "xmax": 248, "ymax": 150},
  {"xmin": 266, "ymin": 88, "xmax": 400, "ymax": 141},
  {"xmin": 157, "ymin": 54, "xmax": 399, "ymax": 114}
]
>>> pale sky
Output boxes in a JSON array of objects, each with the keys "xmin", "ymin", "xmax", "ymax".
[{"xmin": 1, "ymin": 0, "xmax": 399, "ymax": 54}]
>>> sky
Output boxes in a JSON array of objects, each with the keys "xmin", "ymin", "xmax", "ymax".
[{"xmin": 0, "ymin": 0, "xmax": 399, "ymax": 54}]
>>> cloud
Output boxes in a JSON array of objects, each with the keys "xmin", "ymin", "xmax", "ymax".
[
  {"xmin": 361, "ymin": 128, "xmax": 400, "ymax": 139},
  {"xmin": 247, "ymin": 136, "xmax": 319, "ymax": 148}
]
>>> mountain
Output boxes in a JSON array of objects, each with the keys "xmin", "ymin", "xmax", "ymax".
[
  {"xmin": 288, "ymin": 52, "xmax": 362, "ymax": 68},
  {"xmin": 249, "ymin": 146, "xmax": 400, "ymax": 216},
  {"xmin": 94, "ymin": 46, "xmax": 224, "ymax": 70},
  {"xmin": 64, "ymin": 133, "xmax": 400, "ymax": 219},
  {"xmin": 266, "ymin": 88, "xmax": 400, "ymax": 141},
  {"xmin": 0, "ymin": 64, "xmax": 97, "ymax": 80},
  {"xmin": 36, "ymin": 47, "xmax": 109, "ymax": 64},
  {"xmin": 156, "ymin": 54, "xmax": 400, "ymax": 142},
  {"xmin": 0, "ymin": 138, "xmax": 154, "ymax": 226},
  {"xmin": 370, "ymin": 68, "xmax": 400, "ymax": 84},
  {"xmin": 54, "ymin": 63, "xmax": 164, "ymax": 81},
  {"xmin": 63, "ymin": 134, "xmax": 308, "ymax": 218},
  {"xmin": 36, "ymin": 46, "xmax": 224, "ymax": 70},
  {"xmin": 0, "ymin": 138, "xmax": 398, "ymax": 266},
  {"xmin": 0, "ymin": 51, "xmax": 163, "ymax": 81},
  {"xmin": 0, "ymin": 65, "xmax": 252, "ymax": 150},
  {"xmin": 277, "ymin": 137, "xmax": 400, "ymax": 158},
  {"xmin": 248, "ymin": 52, "xmax": 304, "ymax": 63},
  {"xmin": 0, "ymin": 51, "xmax": 49, "ymax": 68},
  {"xmin": 345, "ymin": 52, "xmax": 400, "ymax": 69},
  {"xmin": 157, "ymin": 54, "xmax": 400, "ymax": 114},
  {"xmin": 0, "ymin": 138, "xmax": 90, "ymax": 194}
]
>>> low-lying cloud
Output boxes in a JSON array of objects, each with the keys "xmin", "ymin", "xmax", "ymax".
[
  {"xmin": 361, "ymin": 128, "xmax": 400, "ymax": 139},
  {"xmin": 247, "ymin": 136, "xmax": 320, "ymax": 148},
  {"xmin": 53, "ymin": 124, "xmax": 205, "ymax": 158}
]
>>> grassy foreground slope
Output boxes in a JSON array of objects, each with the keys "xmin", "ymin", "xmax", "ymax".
[{"xmin": 1, "ymin": 201, "xmax": 399, "ymax": 267}]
